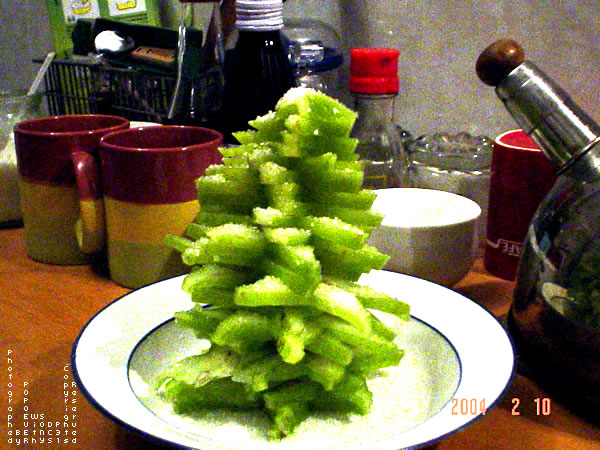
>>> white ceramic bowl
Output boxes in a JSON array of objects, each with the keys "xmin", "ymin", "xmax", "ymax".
[{"xmin": 368, "ymin": 188, "xmax": 481, "ymax": 287}]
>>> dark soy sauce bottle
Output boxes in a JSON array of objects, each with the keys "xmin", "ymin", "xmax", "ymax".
[{"xmin": 220, "ymin": 0, "xmax": 296, "ymax": 144}]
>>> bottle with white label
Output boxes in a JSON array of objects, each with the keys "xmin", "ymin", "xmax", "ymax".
[{"xmin": 220, "ymin": 0, "xmax": 296, "ymax": 144}]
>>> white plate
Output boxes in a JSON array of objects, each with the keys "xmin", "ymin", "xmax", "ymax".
[{"xmin": 72, "ymin": 270, "xmax": 515, "ymax": 449}]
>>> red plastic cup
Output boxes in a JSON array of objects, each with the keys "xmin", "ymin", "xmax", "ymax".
[{"xmin": 484, "ymin": 129, "xmax": 557, "ymax": 280}]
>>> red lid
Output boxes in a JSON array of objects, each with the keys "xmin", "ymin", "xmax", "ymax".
[{"xmin": 349, "ymin": 48, "xmax": 400, "ymax": 94}]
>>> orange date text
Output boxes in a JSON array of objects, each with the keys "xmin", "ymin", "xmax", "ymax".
[
  {"xmin": 450, "ymin": 398, "xmax": 487, "ymax": 416},
  {"xmin": 511, "ymin": 397, "xmax": 552, "ymax": 416}
]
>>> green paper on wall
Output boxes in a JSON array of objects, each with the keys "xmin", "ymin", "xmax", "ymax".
[{"xmin": 45, "ymin": 0, "xmax": 162, "ymax": 57}]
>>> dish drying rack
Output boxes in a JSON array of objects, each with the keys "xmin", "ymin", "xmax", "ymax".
[{"xmin": 41, "ymin": 57, "xmax": 177, "ymax": 123}]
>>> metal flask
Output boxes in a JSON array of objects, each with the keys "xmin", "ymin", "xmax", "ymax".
[{"xmin": 477, "ymin": 40, "xmax": 600, "ymax": 423}]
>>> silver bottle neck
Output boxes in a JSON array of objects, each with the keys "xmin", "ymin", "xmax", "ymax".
[{"xmin": 496, "ymin": 61, "xmax": 600, "ymax": 171}]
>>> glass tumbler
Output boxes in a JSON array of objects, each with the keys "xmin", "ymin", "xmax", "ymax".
[{"xmin": 0, "ymin": 90, "xmax": 42, "ymax": 226}]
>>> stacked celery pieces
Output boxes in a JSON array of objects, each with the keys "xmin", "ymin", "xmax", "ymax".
[{"xmin": 160, "ymin": 87, "xmax": 410, "ymax": 439}]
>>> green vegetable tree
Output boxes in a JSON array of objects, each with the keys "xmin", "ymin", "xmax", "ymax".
[{"xmin": 161, "ymin": 87, "xmax": 410, "ymax": 439}]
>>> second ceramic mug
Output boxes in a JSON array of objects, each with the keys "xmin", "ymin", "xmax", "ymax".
[{"xmin": 82, "ymin": 125, "xmax": 223, "ymax": 288}]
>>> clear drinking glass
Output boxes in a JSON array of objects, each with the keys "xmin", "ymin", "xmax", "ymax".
[{"xmin": 0, "ymin": 90, "xmax": 42, "ymax": 226}]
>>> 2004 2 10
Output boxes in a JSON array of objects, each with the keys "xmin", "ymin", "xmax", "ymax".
[{"xmin": 451, "ymin": 397, "xmax": 552, "ymax": 416}]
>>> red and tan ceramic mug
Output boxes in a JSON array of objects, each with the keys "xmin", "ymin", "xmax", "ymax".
[
  {"xmin": 13, "ymin": 114, "xmax": 130, "ymax": 265},
  {"xmin": 95, "ymin": 125, "xmax": 223, "ymax": 288}
]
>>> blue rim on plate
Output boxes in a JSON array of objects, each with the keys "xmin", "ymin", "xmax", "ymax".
[{"xmin": 71, "ymin": 270, "xmax": 515, "ymax": 449}]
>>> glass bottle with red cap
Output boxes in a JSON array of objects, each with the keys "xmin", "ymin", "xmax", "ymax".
[{"xmin": 349, "ymin": 47, "xmax": 408, "ymax": 189}]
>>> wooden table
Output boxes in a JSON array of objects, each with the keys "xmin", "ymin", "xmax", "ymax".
[{"xmin": 1, "ymin": 226, "xmax": 599, "ymax": 449}]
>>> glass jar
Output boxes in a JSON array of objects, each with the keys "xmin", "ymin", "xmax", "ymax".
[
  {"xmin": 284, "ymin": 18, "xmax": 344, "ymax": 100},
  {"xmin": 407, "ymin": 132, "xmax": 493, "ymax": 245},
  {"xmin": 0, "ymin": 90, "xmax": 42, "ymax": 226}
]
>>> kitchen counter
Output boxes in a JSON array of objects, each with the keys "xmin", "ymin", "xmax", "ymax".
[{"xmin": 1, "ymin": 226, "xmax": 599, "ymax": 449}]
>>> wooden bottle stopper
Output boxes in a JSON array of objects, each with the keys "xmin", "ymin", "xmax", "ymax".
[{"xmin": 476, "ymin": 39, "xmax": 525, "ymax": 86}]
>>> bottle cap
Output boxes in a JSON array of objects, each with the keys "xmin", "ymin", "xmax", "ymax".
[
  {"xmin": 349, "ymin": 48, "xmax": 400, "ymax": 94},
  {"xmin": 236, "ymin": 0, "xmax": 284, "ymax": 31}
]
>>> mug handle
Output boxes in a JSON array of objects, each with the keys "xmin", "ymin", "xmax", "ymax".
[{"xmin": 72, "ymin": 150, "xmax": 105, "ymax": 254}]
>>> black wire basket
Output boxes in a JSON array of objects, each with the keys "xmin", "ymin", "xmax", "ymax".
[{"xmin": 42, "ymin": 58, "xmax": 176, "ymax": 123}]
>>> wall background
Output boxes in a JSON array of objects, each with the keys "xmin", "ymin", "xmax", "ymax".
[{"xmin": 1, "ymin": 0, "xmax": 598, "ymax": 139}]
